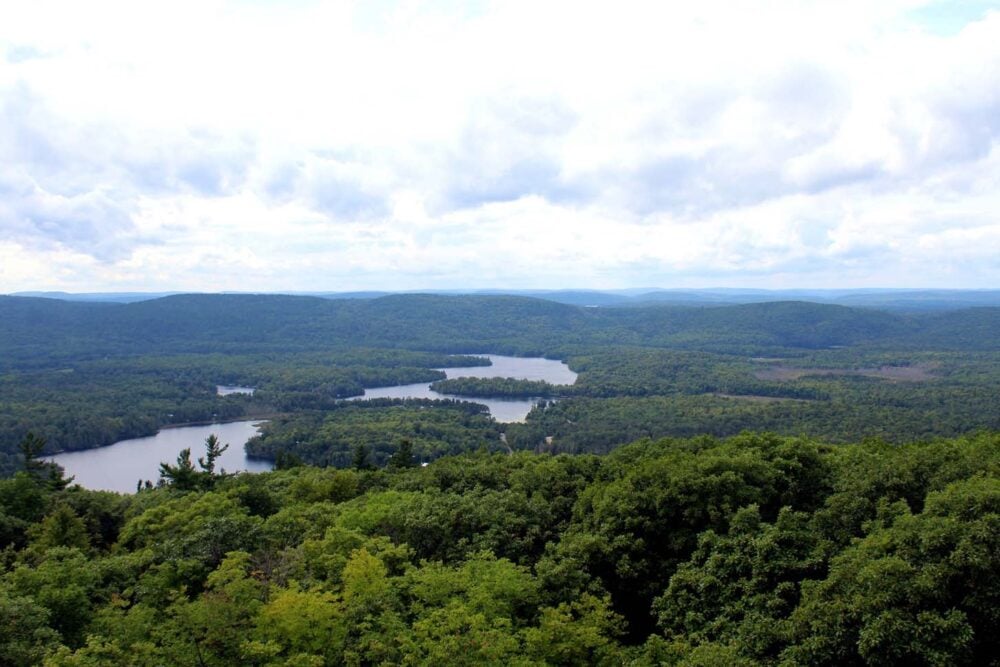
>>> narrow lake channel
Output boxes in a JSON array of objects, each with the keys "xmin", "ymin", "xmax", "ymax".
[{"xmin": 349, "ymin": 354, "xmax": 576, "ymax": 422}]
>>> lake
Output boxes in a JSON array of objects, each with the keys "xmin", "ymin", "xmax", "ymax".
[
  {"xmin": 48, "ymin": 355, "xmax": 575, "ymax": 493},
  {"xmin": 351, "ymin": 354, "xmax": 576, "ymax": 423},
  {"xmin": 49, "ymin": 420, "xmax": 272, "ymax": 494}
]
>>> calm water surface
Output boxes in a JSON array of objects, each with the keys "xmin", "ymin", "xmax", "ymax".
[
  {"xmin": 50, "ymin": 420, "xmax": 272, "ymax": 494},
  {"xmin": 49, "ymin": 356, "xmax": 574, "ymax": 493},
  {"xmin": 353, "ymin": 354, "xmax": 576, "ymax": 423}
]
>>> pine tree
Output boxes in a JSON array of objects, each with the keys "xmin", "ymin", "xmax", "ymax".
[
  {"xmin": 387, "ymin": 439, "xmax": 416, "ymax": 470},
  {"xmin": 352, "ymin": 444, "xmax": 375, "ymax": 470},
  {"xmin": 18, "ymin": 432, "xmax": 47, "ymax": 477},
  {"xmin": 198, "ymin": 434, "xmax": 229, "ymax": 476},
  {"xmin": 159, "ymin": 448, "xmax": 199, "ymax": 491}
]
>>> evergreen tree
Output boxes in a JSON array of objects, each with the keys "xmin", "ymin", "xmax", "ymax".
[
  {"xmin": 18, "ymin": 433, "xmax": 72, "ymax": 490},
  {"xmin": 198, "ymin": 434, "xmax": 229, "ymax": 476},
  {"xmin": 160, "ymin": 435, "xmax": 231, "ymax": 490},
  {"xmin": 158, "ymin": 448, "xmax": 200, "ymax": 490},
  {"xmin": 351, "ymin": 444, "xmax": 374, "ymax": 471},
  {"xmin": 387, "ymin": 439, "xmax": 416, "ymax": 470},
  {"xmin": 18, "ymin": 432, "xmax": 47, "ymax": 478}
]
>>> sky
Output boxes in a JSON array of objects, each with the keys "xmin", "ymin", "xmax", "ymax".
[{"xmin": 1, "ymin": 0, "xmax": 999, "ymax": 292}]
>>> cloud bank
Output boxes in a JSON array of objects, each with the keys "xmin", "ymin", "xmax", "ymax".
[{"xmin": 1, "ymin": 0, "xmax": 999, "ymax": 291}]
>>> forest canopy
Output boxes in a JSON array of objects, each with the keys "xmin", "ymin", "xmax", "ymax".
[{"xmin": 0, "ymin": 431, "xmax": 997, "ymax": 665}]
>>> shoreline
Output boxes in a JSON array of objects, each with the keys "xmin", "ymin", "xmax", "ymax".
[
  {"xmin": 47, "ymin": 413, "xmax": 284, "ymax": 455},
  {"xmin": 158, "ymin": 413, "xmax": 285, "ymax": 430}
]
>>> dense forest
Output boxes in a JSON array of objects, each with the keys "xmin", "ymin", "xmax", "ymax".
[
  {"xmin": 1, "ymin": 293, "xmax": 998, "ymax": 476},
  {"xmin": 245, "ymin": 399, "xmax": 502, "ymax": 468},
  {"xmin": 429, "ymin": 377, "xmax": 564, "ymax": 398},
  {"xmin": 0, "ymin": 430, "xmax": 997, "ymax": 665}
]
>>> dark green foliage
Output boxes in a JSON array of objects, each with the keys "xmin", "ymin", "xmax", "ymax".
[
  {"xmin": 246, "ymin": 399, "xmax": 501, "ymax": 468},
  {"xmin": 351, "ymin": 443, "xmax": 375, "ymax": 471},
  {"xmin": 785, "ymin": 476, "xmax": 1000, "ymax": 665},
  {"xmin": 158, "ymin": 435, "xmax": 234, "ymax": 491},
  {"xmin": 158, "ymin": 448, "xmax": 200, "ymax": 491},
  {"xmin": 197, "ymin": 434, "xmax": 229, "ymax": 476},
  {"xmin": 387, "ymin": 439, "xmax": 417, "ymax": 470},
  {"xmin": 272, "ymin": 449, "xmax": 303, "ymax": 470},
  {"xmin": 0, "ymin": 474, "xmax": 47, "ymax": 549},
  {"xmin": 431, "ymin": 377, "xmax": 564, "ymax": 398},
  {"xmin": 0, "ymin": 589, "xmax": 62, "ymax": 664},
  {"xmin": 653, "ymin": 505, "xmax": 822, "ymax": 660},
  {"xmin": 19, "ymin": 432, "xmax": 47, "ymax": 476},
  {"xmin": 29, "ymin": 504, "xmax": 91, "ymax": 552},
  {"xmin": 541, "ymin": 432, "xmax": 834, "ymax": 640},
  {"xmin": 0, "ymin": 431, "xmax": 997, "ymax": 664}
]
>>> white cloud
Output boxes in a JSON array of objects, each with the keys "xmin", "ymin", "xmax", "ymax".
[{"xmin": 0, "ymin": 0, "xmax": 998, "ymax": 291}]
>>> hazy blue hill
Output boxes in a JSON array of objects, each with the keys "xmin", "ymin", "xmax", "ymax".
[
  {"xmin": 0, "ymin": 294, "xmax": 336, "ymax": 365},
  {"xmin": 111, "ymin": 293, "xmax": 331, "ymax": 333},
  {"xmin": 0, "ymin": 293, "xmax": 593, "ymax": 362},
  {"xmin": 484, "ymin": 290, "xmax": 633, "ymax": 306},
  {"xmin": 618, "ymin": 288, "xmax": 1000, "ymax": 311},
  {"xmin": 10, "ymin": 291, "xmax": 179, "ymax": 303},
  {"xmin": 10, "ymin": 288, "xmax": 998, "ymax": 311},
  {"xmin": 832, "ymin": 289, "xmax": 1000, "ymax": 311},
  {"xmin": 313, "ymin": 291, "xmax": 391, "ymax": 299},
  {"xmin": 629, "ymin": 292, "xmax": 733, "ymax": 305},
  {"xmin": 0, "ymin": 295, "xmax": 112, "ymax": 326}
]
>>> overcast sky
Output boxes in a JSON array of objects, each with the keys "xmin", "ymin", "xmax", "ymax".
[{"xmin": 2, "ymin": 0, "xmax": 999, "ymax": 292}]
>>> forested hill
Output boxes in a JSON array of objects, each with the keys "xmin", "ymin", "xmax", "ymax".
[
  {"xmin": 2, "ymin": 293, "xmax": 995, "ymax": 366},
  {"xmin": 0, "ymin": 294, "xmax": 586, "ymax": 364}
]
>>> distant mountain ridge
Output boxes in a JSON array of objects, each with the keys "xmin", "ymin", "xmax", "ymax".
[
  {"xmin": 10, "ymin": 291, "xmax": 182, "ymax": 303},
  {"xmin": 2, "ymin": 293, "xmax": 996, "ymax": 372},
  {"xmin": 10, "ymin": 288, "xmax": 1000, "ymax": 310}
]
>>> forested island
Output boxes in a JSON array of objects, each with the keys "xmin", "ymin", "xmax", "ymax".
[
  {"xmin": 1, "ymin": 291, "xmax": 998, "ymax": 664},
  {"xmin": 430, "ymin": 377, "xmax": 564, "ymax": 398}
]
